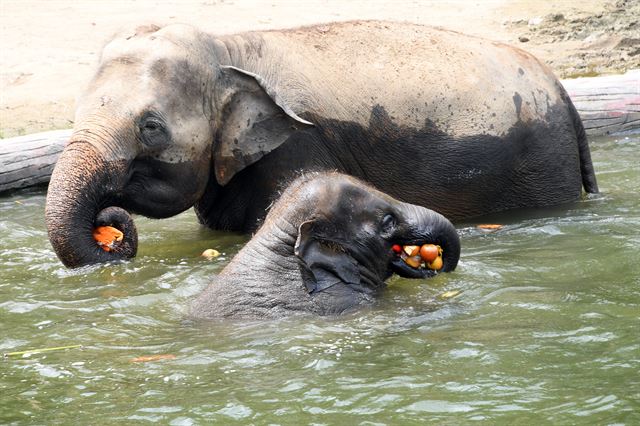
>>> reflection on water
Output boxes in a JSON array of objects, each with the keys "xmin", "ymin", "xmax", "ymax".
[{"xmin": 1, "ymin": 135, "xmax": 639, "ymax": 424}]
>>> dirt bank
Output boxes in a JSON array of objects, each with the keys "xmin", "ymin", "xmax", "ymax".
[
  {"xmin": 504, "ymin": 0, "xmax": 639, "ymax": 78},
  {"xmin": 1, "ymin": 0, "xmax": 637, "ymax": 138}
]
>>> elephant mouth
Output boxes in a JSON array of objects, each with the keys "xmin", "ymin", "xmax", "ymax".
[{"xmin": 388, "ymin": 241, "xmax": 444, "ymax": 279}]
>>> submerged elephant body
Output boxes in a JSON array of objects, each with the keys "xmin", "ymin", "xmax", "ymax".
[
  {"xmin": 45, "ymin": 21, "xmax": 597, "ymax": 267},
  {"xmin": 191, "ymin": 173, "xmax": 460, "ymax": 318}
]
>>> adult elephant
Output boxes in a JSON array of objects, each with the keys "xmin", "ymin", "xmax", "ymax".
[
  {"xmin": 191, "ymin": 172, "xmax": 460, "ymax": 318},
  {"xmin": 46, "ymin": 21, "xmax": 598, "ymax": 267}
]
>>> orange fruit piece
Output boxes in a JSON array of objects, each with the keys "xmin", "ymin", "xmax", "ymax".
[
  {"xmin": 92, "ymin": 226, "xmax": 124, "ymax": 252},
  {"xmin": 404, "ymin": 255, "xmax": 423, "ymax": 268},
  {"xmin": 201, "ymin": 248, "xmax": 221, "ymax": 259},
  {"xmin": 477, "ymin": 224, "xmax": 503, "ymax": 230},
  {"xmin": 420, "ymin": 244, "xmax": 440, "ymax": 262},
  {"xmin": 130, "ymin": 354, "xmax": 176, "ymax": 363},
  {"xmin": 427, "ymin": 256, "xmax": 443, "ymax": 270},
  {"xmin": 439, "ymin": 290, "xmax": 461, "ymax": 299},
  {"xmin": 403, "ymin": 245, "xmax": 420, "ymax": 257}
]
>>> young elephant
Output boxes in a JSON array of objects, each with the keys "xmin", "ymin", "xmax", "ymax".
[{"xmin": 190, "ymin": 173, "xmax": 460, "ymax": 318}]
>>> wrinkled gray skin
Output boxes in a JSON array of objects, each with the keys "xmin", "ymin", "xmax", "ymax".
[
  {"xmin": 45, "ymin": 21, "xmax": 598, "ymax": 268},
  {"xmin": 190, "ymin": 173, "xmax": 460, "ymax": 318}
]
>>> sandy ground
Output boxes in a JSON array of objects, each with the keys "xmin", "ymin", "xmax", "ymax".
[{"xmin": 1, "ymin": 0, "xmax": 638, "ymax": 138}]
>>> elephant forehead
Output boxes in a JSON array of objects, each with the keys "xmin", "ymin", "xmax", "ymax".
[
  {"xmin": 101, "ymin": 23, "xmax": 203, "ymax": 61},
  {"xmin": 299, "ymin": 174, "xmax": 391, "ymax": 213},
  {"xmin": 102, "ymin": 38, "xmax": 178, "ymax": 66}
]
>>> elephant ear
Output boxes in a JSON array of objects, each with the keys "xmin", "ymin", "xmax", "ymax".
[
  {"xmin": 294, "ymin": 220, "xmax": 361, "ymax": 294},
  {"xmin": 214, "ymin": 66, "xmax": 314, "ymax": 186}
]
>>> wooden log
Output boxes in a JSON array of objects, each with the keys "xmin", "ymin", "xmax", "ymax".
[
  {"xmin": 0, "ymin": 129, "xmax": 71, "ymax": 194},
  {"xmin": 0, "ymin": 71, "xmax": 637, "ymax": 194},
  {"xmin": 561, "ymin": 69, "xmax": 640, "ymax": 136}
]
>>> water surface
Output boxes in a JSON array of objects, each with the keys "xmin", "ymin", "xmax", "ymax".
[{"xmin": 1, "ymin": 134, "xmax": 639, "ymax": 424}]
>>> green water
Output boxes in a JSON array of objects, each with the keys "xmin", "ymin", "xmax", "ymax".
[{"xmin": 1, "ymin": 135, "xmax": 639, "ymax": 424}]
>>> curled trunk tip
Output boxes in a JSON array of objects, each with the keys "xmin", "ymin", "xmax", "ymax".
[{"xmin": 45, "ymin": 141, "xmax": 137, "ymax": 267}]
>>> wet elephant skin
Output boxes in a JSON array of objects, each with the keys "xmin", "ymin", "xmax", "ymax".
[{"xmin": 198, "ymin": 99, "xmax": 585, "ymax": 231}]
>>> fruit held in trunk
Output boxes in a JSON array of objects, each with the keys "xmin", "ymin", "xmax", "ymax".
[{"xmin": 92, "ymin": 226, "xmax": 124, "ymax": 252}]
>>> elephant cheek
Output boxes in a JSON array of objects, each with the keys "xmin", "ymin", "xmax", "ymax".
[
  {"xmin": 119, "ymin": 156, "xmax": 211, "ymax": 219},
  {"xmin": 46, "ymin": 142, "xmax": 137, "ymax": 267}
]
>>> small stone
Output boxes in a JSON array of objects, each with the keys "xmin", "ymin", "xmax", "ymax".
[
  {"xmin": 519, "ymin": 36, "xmax": 530, "ymax": 43},
  {"xmin": 548, "ymin": 13, "xmax": 564, "ymax": 22}
]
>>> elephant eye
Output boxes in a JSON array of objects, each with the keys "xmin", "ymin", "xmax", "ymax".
[
  {"xmin": 139, "ymin": 113, "xmax": 169, "ymax": 148},
  {"xmin": 380, "ymin": 214, "xmax": 396, "ymax": 233},
  {"xmin": 143, "ymin": 120, "xmax": 161, "ymax": 131}
]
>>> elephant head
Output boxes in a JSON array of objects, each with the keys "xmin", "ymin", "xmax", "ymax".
[
  {"xmin": 289, "ymin": 175, "xmax": 462, "ymax": 289},
  {"xmin": 46, "ymin": 24, "xmax": 310, "ymax": 267},
  {"xmin": 190, "ymin": 172, "xmax": 460, "ymax": 318}
]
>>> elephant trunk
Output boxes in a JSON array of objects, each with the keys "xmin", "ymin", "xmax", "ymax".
[
  {"xmin": 392, "ymin": 203, "xmax": 461, "ymax": 278},
  {"xmin": 45, "ymin": 139, "xmax": 137, "ymax": 268},
  {"xmin": 414, "ymin": 206, "xmax": 461, "ymax": 273}
]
